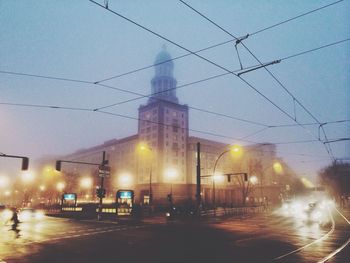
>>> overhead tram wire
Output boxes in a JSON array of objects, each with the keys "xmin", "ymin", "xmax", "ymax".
[
  {"xmin": 94, "ymin": 0, "xmax": 345, "ymax": 84},
  {"xmin": 88, "ymin": 0, "xmax": 306, "ymax": 130},
  {"xmin": 248, "ymin": 0, "xmax": 344, "ymax": 37},
  {"xmin": 0, "ymin": 100, "xmax": 330, "ymax": 147},
  {"xmin": 178, "ymin": 0, "xmax": 342, "ymax": 161},
  {"xmin": 0, "ymin": 101, "xmax": 255, "ymax": 144},
  {"xmin": 280, "ymin": 38, "xmax": 350, "ymax": 61},
  {"xmin": 1, "ymin": 102, "xmax": 339, "ymax": 164},
  {"xmin": 0, "ymin": 102, "xmax": 91, "ymax": 111},
  {"xmin": 1, "ymin": 38, "xmax": 348, "ymax": 129},
  {"xmin": 89, "ymin": 0, "xmax": 345, "ymax": 152}
]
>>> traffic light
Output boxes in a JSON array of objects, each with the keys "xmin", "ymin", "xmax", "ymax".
[
  {"xmin": 244, "ymin": 173, "xmax": 248, "ymax": 182},
  {"xmin": 96, "ymin": 188, "xmax": 106, "ymax": 199},
  {"xmin": 55, "ymin": 160, "xmax": 62, "ymax": 171},
  {"xmin": 21, "ymin": 157, "xmax": 29, "ymax": 171},
  {"xmin": 227, "ymin": 175, "xmax": 231, "ymax": 182},
  {"xmin": 167, "ymin": 193, "xmax": 172, "ymax": 203}
]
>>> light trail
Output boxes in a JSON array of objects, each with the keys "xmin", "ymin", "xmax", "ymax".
[
  {"xmin": 317, "ymin": 207, "xmax": 350, "ymax": 263},
  {"xmin": 272, "ymin": 206, "xmax": 335, "ymax": 261}
]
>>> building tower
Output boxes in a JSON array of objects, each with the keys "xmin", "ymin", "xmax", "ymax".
[{"xmin": 138, "ymin": 47, "xmax": 189, "ymax": 203}]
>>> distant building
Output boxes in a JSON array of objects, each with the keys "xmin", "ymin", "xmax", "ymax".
[{"xmin": 51, "ymin": 47, "xmax": 296, "ymax": 208}]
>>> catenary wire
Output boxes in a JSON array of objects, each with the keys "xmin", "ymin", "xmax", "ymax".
[
  {"xmin": 1, "ymin": 38, "xmax": 348, "ymax": 131},
  {"xmin": 0, "ymin": 101, "xmax": 340, "ymax": 162},
  {"xmin": 178, "ymin": 0, "xmax": 343, "ymax": 160},
  {"xmin": 94, "ymin": 0, "xmax": 344, "ymax": 84},
  {"xmin": 0, "ymin": 100, "xmax": 330, "ymax": 146},
  {"xmin": 88, "ymin": 0, "xmax": 321, "ymax": 135}
]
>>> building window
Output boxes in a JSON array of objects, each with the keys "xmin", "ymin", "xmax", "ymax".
[{"xmin": 172, "ymin": 143, "xmax": 178, "ymax": 150}]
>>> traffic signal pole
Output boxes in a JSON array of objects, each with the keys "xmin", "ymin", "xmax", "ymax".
[
  {"xmin": 196, "ymin": 142, "xmax": 201, "ymax": 213},
  {"xmin": 0, "ymin": 153, "xmax": 29, "ymax": 170},
  {"xmin": 97, "ymin": 151, "xmax": 106, "ymax": 221},
  {"xmin": 55, "ymin": 151, "xmax": 109, "ymax": 221}
]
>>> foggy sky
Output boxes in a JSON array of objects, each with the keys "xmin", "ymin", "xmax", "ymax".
[{"xmin": 1, "ymin": 0, "xmax": 349, "ymax": 180}]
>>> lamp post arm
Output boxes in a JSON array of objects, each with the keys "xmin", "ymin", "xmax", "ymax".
[{"xmin": 213, "ymin": 149, "xmax": 230, "ymax": 175}]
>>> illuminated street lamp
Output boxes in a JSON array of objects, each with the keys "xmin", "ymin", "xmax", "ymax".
[
  {"xmin": 137, "ymin": 142, "xmax": 154, "ymax": 205},
  {"xmin": 80, "ymin": 177, "xmax": 93, "ymax": 189},
  {"xmin": 249, "ymin": 175, "xmax": 258, "ymax": 185},
  {"xmin": 273, "ymin": 162, "xmax": 283, "ymax": 174},
  {"xmin": 22, "ymin": 171, "xmax": 35, "ymax": 184},
  {"xmin": 0, "ymin": 175, "xmax": 10, "ymax": 188},
  {"xmin": 165, "ymin": 168, "xmax": 178, "ymax": 195},
  {"xmin": 212, "ymin": 145, "xmax": 242, "ymax": 213},
  {"xmin": 118, "ymin": 172, "xmax": 133, "ymax": 188},
  {"xmin": 56, "ymin": 182, "xmax": 65, "ymax": 192}
]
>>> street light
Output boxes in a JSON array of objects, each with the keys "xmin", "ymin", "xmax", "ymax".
[
  {"xmin": 0, "ymin": 175, "xmax": 10, "ymax": 188},
  {"xmin": 80, "ymin": 177, "xmax": 93, "ymax": 189},
  {"xmin": 249, "ymin": 175, "xmax": 258, "ymax": 185},
  {"xmin": 56, "ymin": 182, "xmax": 65, "ymax": 192},
  {"xmin": 165, "ymin": 168, "xmax": 178, "ymax": 195},
  {"xmin": 22, "ymin": 171, "xmax": 35, "ymax": 184},
  {"xmin": 137, "ymin": 142, "xmax": 154, "ymax": 206},
  {"xmin": 118, "ymin": 172, "xmax": 133, "ymax": 188},
  {"xmin": 212, "ymin": 145, "xmax": 242, "ymax": 213}
]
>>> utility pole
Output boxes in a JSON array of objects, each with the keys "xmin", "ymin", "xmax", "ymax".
[
  {"xmin": 149, "ymin": 166, "xmax": 153, "ymax": 208},
  {"xmin": 98, "ymin": 151, "xmax": 107, "ymax": 221},
  {"xmin": 196, "ymin": 142, "xmax": 201, "ymax": 212}
]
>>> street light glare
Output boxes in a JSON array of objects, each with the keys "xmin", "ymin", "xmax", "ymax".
[
  {"xmin": 273, "ymin": 162, "xmax": 283, "ymax": 174},
  {"xmin": 249, "ymin": 175, "xmax": 258, "ymax": 185},
  {"xmin": 213, "ymin": 172, "xmax": 225, "ymax": 183},
  {"xmin": 137, "ymin": 142, "xmax": 151, "ymax": 153},
  {"xmin": 165, "ymin": 168, "xmax": 178, "ymax": 180},
  {"xmin": 118, "ymin": 173, "xmax": 133, "ymax": 187},
  {"xmin": 56, "ymin": 182, "xmax": 65, "ymax": 191},
  {"xmin": 230, "ymin": 144, "xmax": 243, "ymax": 157},
  {"xmin": 22, "ymin": 171, "xmax": 35, "ymax": 183},
  {"xmin": 80, "ymin": 177, "xmax": 93, "ymax": 189},
  {"xmin": 0, "ymin": 175, "xmax": 10, "ymax": 188}
]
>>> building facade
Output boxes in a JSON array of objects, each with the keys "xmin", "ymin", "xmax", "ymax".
[{"xmin": 51, "ymin": 48, "xmax": 296, "ymax": 208}]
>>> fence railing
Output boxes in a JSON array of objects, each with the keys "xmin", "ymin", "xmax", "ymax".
[{"xmin": 200, "ymin": 206, "xmax": 265, "ymax": 217}]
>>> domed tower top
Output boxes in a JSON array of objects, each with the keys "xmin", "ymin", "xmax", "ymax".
[{"xmin": 148, "ymin": 46, "xmax": 178, "ymax": 104}]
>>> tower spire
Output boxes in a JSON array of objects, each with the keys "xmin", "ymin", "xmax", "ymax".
[{"xmin": 148, "ymin": 47, "xmax": 178, "ymax": 104}]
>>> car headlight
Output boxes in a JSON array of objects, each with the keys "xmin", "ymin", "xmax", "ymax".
[
  {"xmin": 311, "ymin": 210, "xmax": 323, "ymax": 222},
  {"xmin": 35, "ymin": 211, "xmax": 45, "ymax": 220}
]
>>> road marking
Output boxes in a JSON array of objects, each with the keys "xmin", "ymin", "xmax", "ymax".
[
  {"xmin": 272, "ymin": 206, "xmax": 335, "ymax": 261},
  {"xmin": 317, "ymin": 208, "xmax": 350, "ymax": 263},
  {"xmin": 22, "ymin": 224, "xmax": 147, "ymax": 245}
]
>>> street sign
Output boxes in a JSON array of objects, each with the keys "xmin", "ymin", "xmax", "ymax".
[{"xmin": 98, "ymin": 165, "xmax": 111, "ymax": 177}]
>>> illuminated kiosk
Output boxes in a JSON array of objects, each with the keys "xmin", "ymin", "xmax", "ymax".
[
  {"xmin": 116, "ymin": 190, "xmax": 134, "ymax": 216},
  {"xmin": 61, "ymin": 193, "xmax": 80, "ymax": 212}
]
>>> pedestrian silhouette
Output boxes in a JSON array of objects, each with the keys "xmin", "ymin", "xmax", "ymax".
[{"xmin": 8, "ymin": 208, "xmax": 21, "ymax": 238}]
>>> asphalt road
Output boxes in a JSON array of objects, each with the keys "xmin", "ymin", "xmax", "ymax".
[{"xmin": 0, "ymin": 208, "xmax": 349, "ymax": 263}]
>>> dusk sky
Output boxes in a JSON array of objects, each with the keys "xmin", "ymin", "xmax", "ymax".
[{"xmin": 1, "ymin": 0, "xmax": 349, "ymax": 180}]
